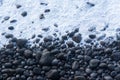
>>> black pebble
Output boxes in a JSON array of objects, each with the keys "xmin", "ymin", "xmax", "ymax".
[
  {"xmin": 44, "ymin": 36, "xmax": 53, "ymax": 42},
  {"xmin": 42, "ymin": 27, "xmax": 49, "ymax": 32},
  {"xmin": 46, "ymin": 69, "xmax": 60, "ymax": 80},
  {"xmin": 39, "ymin": 51, "xmax": 54, "ymax": 66},
  {"xmin": 21, "ymin": 11, "xmax": 27, "ymax": 17},
  {"xmin": 10, "ymin": 19, "xmax": 17, "ymax": 23},
  {"xmin": 33, "ymin": 67, "xmax": 41, "ymax": 75},
  {"xmin": 39, "ymin": 14, "xmax": 45, "ymax": 19},
  {"xmin": 86, "ymin": 2, "xmax": 95, "ymax": 7},
  {"xmin": 37, "ymin": 34, "xmax": 43, "ymax": 38},
  {"xmin": 5, "ymin": 34, "xmax": 13, "ymax": 38},
  {"xmin": 16, "ymin": 68, "xmax": 25, "ymax": 74},
  {"xmin": 111, "ymin": 52, "xmax": 120, "ymax": 61},
  {"xmin": 44, "ymin": 9, "xmax": 50, "ymax": 13},
  {"xmin": 66, "ymin": 41, "xmax": 74, "ymax": 47},
  {"xmin": 16, "ymin": 39, "xmax": 27, "ymax": 48},
  {"xmin": 74, "ymin": 76, "xmax": 86, "ymax": 80},
  {"xmin": 24, "ymin": 49, "xmax": 33, "ymax": 58},
  {"xmin": 89, "ymin": 34, "xmax": 96, "ymax": 39},
  {"xmin": 115, "ymin": 74, "xmax": 120, "ymax": 80},
  {"xmin": 4, "ymin": 16, "xmax": 10, "ymax": 20},
  {"xmin": 8, "ymin": 26, "xmax": 14, "ymax": 30},
  {"xmin": 40, "ymin": 3, "xmax": 48, "ymax": 6},
  {"xmin": 89, "ymin": 59, "xmax": 100, "ymax": 68},
  {"xmin": 72, "ymin": 33, "xmax": 82, "ymax": 43},
  {"xmin": 72, "ymin": 61, "xmax": 79, "ymax": 70}
]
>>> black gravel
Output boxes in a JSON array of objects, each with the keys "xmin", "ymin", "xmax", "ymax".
[
  {"xmin": 21, "ymin": 11, "xmax": 27, "ymax": 17},
  {"xmin": 1, "ymin": 32, "xmax": 120, "ymax": 80},
  {"xmin": 10, "ymin": 19, "xmax": 17, "ymax": 23},
  {"xmin": 8, "ymin": 26, "xmax": 14, "ymax": 30}
]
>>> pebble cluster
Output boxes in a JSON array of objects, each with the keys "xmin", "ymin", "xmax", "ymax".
[{"xmin": 0, "ymin": 29, "xmax": 120, "ymax": 80}]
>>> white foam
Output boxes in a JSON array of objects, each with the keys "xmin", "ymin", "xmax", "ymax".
[{"xmin": 0, "ymin": 0, "xmax": 120, "ymax": 47}]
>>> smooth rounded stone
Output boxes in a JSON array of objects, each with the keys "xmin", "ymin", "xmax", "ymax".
[
  {"xmin": 68, "ymin": 31, "xmax": 75, "ymax": 37},
  {"xmin": 39, "ymin": 14, "xmax": 45, "ymax": 19},
  {"xmin": 104, "ymin": 48, "xmax": 112, "ymax": 54},
  {"xmin": 44, "ymin": 9, "xmax": 50, "ymax": 13},
  {"xmin": 72, "ymin": 33, "xmax": 82, "ymax": 43},
  {"xmin": 8, "ymin": 26, "xmax": 14, "ymax": 30},
  {"xmin": 26, "ymin": 59, "xmax": 35, "ymax": 66},
  {"xmin": 24, "ymin": 49, "xmax": 32, "ymax": 58},
  {"xmin": 85, "ymin": 68, "xmax": 92, "ymax": 74},
  {"xmin": 5, "ymin": 34, "xmax": 13, "ymax": 38},
  {"xmin": 72, "ymin": 61, "xmax": 79, "ymax": 70},
  {"xmin": 10, "ymin": 19, "xmax": 17, "ymax": 23},
  {"xmin": 7, "ymin": 77, "xmax": 11, "ymax": 80},
  {"xmin": 77, "ymin": 55, "xmax": 84, "ymax": 60},
  {"xmin": 21, "ymin": 11, "xmax": 27, "ymax": 17},
  {"xmin": 74, "ymin": 76, "xmax": 86, "ymax": 80},
  {"xmin": 110, "ymin": 71, "xmax": 117, "ymax": 77},
  {"xmin": 86, "ymin": 2, "xmax": 95, "ymax": 7},
  {"xmin": 62, "ymin": 35, "xmax": 68, "ymax": 40},
  {"xmin": 89, "ymin": 34, "xmax": 96, "ymax": 39},
  {"xmin": 42, "ymin": 66, "xmax": 51, "ymax": 72},
  {"xmin": 66, "ymin": 41, "xmax": 74, "ymax": 47},
  {"xmin": 35, "ymin": 76, "xmax": 44, "ymax": 80},
  {"xmin": 39, "ymin": 51, "xmax": 54, "ymax": 66},
  {"xmin": 115, "ymin": 74, "xmax": 120, "ymax": 80},
  {"xmin": 57, "ymin": 53, "xmax": 66, "ymax": 60},
  {"xmin": 104, "ymin": 76, "xmax": 113, "ymax": 80},
  {"xmin": 75, "ymin": 49, "xmax": 81, "ymax": 54},
  {"xmin": 37, "ymin": 34, "xmax": 43, "ymax": 38},
  {"xmin": 59, "ymin": 71, "xmax": 66, "ymax": 76},
  {"xmin": 4, "ymin": 16, "xmax": 10, "ymax": 20},
  {"xmin": 33, "ymin": 67, "xmax": 41, "ymax": 75},
  {"xmin": 1, "ymin": 69, "xmax": 10, "ymax": 73},
  {"xmin": 27, "ymin": 77, "xmax": 33, "ymax": 80},
  {"xmin": 52, "ymin": 58, "xmax": 59, "ymax": 66},
  {"xmin": 115, "ymin": 67, "xmax": 120, "ymax": 73},
  {"xmin": 16, "ymin": 68, "xmax": 25, "ymax": 74},
  {"xmin": 64, "ymin": 63, "xmax": 71, "ymax": 69},
  {"xmin": 107, "ymin": 64, "xmax": 115, "ymax": 71},
  {"xmin": 43, "ymin": 36, "xmax": 53, "ymax": 42},
  {"xmin": 35, "ymin": 51, "xmax": 42, "ymax": 60},
  {"xmin": 99, "ymin": 63, "xmax": 107, "ymax": 68},
  {"xmin": 111, "ymin": 52, "xmax": 120, "ymax": 61},
  {"xmin": 84, "ymin": 55, "xmax": 91, "ymax": 62},
  {"xmin": 89, "ymin": 59, "xmax": 100, "ymax": 68},
  {"xmin": 74, "ymin": 28, "xmax": 79, "ymax": 33},
  {"xmin": 4, "ymin": 62, "xmax": 12, "ymax": 68},
  {"xmin": 42, "ymin": 27, "xmax": 49, "ymax": 32},
  {"xmin": 84, "ymin": 38, "xmax": 92, "ymax": 43},
  {"xmin": 23, "ymin": 70, "xmax": 31, "ymax": 77},
  {"xmin": 46, "ymin": 69, "xmax": 60, "ymax": 80},
  {"xmin": 20, "ymin": 75, "xmax": 26, "ymax": 79},
  {"xmin": 61, "ymin": 44, "xmax": 67, "ymax": 49},
  {"xmin": 16, "ymin": 39, "xmax": 27, "ymax": 48},
  {"xmin": 50, "ymin": 49, "xmax": 60, "ymax": 55},
  {"xmin": 90, "ymin": 72, "xmax": 97, "ymax": 78},
  {"xmin": 1, "ymin": 69, "xmax": 15, "ymax": 74}
]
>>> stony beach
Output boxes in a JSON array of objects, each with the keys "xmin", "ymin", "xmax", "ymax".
[{"xmin": 0, "ymin": 0, "xmax": 120, "ymax": 80}]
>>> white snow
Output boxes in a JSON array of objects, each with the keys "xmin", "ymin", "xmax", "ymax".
[{"xmin": 0, "ymin": 0, "xmax": 120, "ymax": 47}]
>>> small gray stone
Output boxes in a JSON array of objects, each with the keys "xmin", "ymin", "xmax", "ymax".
[{"xmin": 89, "ymin": 59, "xmax": 100, "ymax": 68}]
